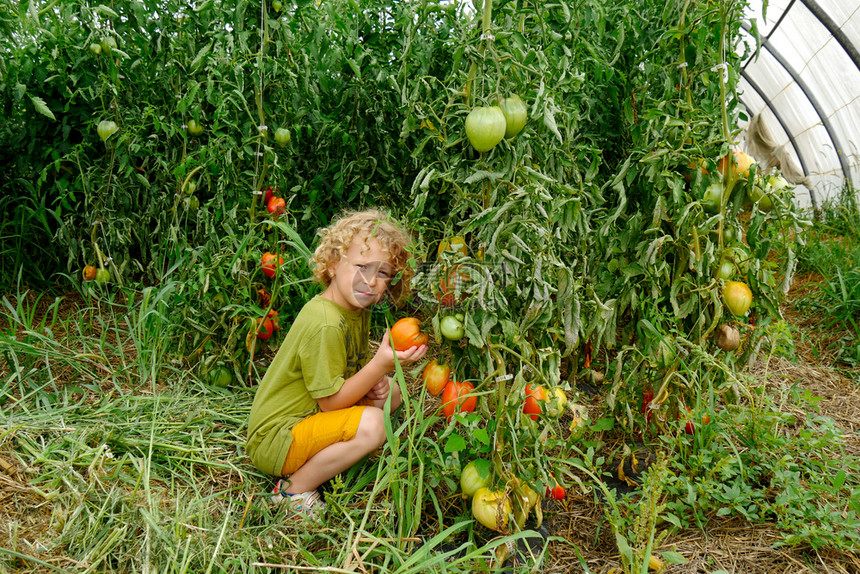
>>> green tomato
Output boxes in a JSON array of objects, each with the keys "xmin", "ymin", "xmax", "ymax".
[
  {"xmin": 89, "ymin": 43, "xmax": 102, "ymax": 55},
  {"xmin": 208, "ymin": 366, "xmax": 233, "ymax": 388},
  {"xmin": 274, "ymin": 127, "xmax": 291, "ymax": 146},
  {"xmin": 272, "ymin": 0, "xmax": 282, "ymax": 11},
  {"xmin": 465, "ymin": 106, "xmax": 506, "ymax": 153},
  {"xmin": 715, "ymin": 258, "xmax": 734, "ymax": 280},
  {"xmin": 460, "ymin": 460, "xmax": 490, "ymax": 498},
  {"xmin": 498, "ymin": 95, "xmax": 527, "ymax": 138},
  {"xmin": 702, "ymin": 182, "xmax": 723, "ymax": 214},
  {"xmin": 187, "ymin": 119, "xmax": 204, "ymax": 137},
  {"xmin": 100, "ymin": 36, "xmax": 116, "ymax": 54},
  {"xmin": 95, "ymin": 268, "xmax": 110, "ymax": 284},
  {"xmin": 440, "ymin": 315, "xmax": 464, "ymax": 340},
  {"xmin": 97, "ymin": 120, "xmax": 118, "ymax": 142}
]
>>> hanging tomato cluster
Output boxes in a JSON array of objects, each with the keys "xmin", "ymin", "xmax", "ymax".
[{"xmin": 464, "ymin": 94, "xmax": 527, "ymax": 153}]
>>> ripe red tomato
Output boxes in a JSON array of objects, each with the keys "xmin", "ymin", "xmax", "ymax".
[
  {"xmin": 390, "ymin": 317, "xmax": 429, "ymax": 351},
  {"xmin": 422, "ymin": 359, "xmax": 450, "ymax": 396},
  {"xmin": 266, "ymin": 195, "xmax": 286, "ymax": 215},
  {"xmin": 261, "ymin": 251, "xmax": 285, "ymax": 279},
  {"xmin": 550, "ymin": 484, "xmax": 566, "ymax": 500},
  {"xmin": 523, "ymin": 383, "xmax": 547, "ymax": 421},
  {"xmin": 442, "ymin": 380, "xmax": 477, "ymax": 421},
  {"xmin": 679, "ymin": 407, "xmax": 710, "ymax": 435},
  {"xmin": 718, "ymin": 150, "xmax": 755, "ymax": 180},
  {"xmin": 261, "ymin": 186, "xmax": 277, "ymax": 205},
  {"xmin": 256, "ymin": 317, "xmax": 275, "ymax": 340}
]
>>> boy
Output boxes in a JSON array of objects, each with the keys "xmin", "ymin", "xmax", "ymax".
[{"xmin": 247, "ymin": 209, "xmax": 428, "ymax": 518}]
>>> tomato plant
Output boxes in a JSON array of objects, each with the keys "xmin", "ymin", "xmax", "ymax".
[
  {"xmin": 261, "ymin": 251, "xmax": 285, "ymax": 279},
  {"xmin": 390, "ymin": 317, "xmax": 428, "ymax": 351},
  {"xmin": 422, "ymin": 359, "xmax": 450, "ymax": 396},
  {"xmin": 440, "ymin": 314, "xmax": 464, "ymax": 341},
  {"xmin": 498, "ymin": 95, "xmax": 527, "ymax": 138},
  {"xmin": 464, "ymin": 106, "xmax": 506, "ymax": 152},
  {"xmin": 523, "ymin": 383, "xmax": 546, "ymax": 421},
  {"xmin": 441, "ymin": 380, "xmax": 476, "ymax": 420},
  {"xmin": 723, "ymin": 281, "xmax": 753, "ymax": 316}
]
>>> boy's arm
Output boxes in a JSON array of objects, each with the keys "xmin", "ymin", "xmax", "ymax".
[{"xmin": 317, "ymin": 331, "xmax": 426, "ymax": 411}]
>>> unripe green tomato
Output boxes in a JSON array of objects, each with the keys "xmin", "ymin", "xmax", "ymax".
[
  {"xmin": 460, "ymin": 460, "xmax": 490, "ymax": 497},
  {"xmin": 274, "ymin": 127, "xmax": 291, "ymax": 146},
  {"xmin": 187, "ymin": 196, "xmax": 200, "ymax": 211},
  {"xmin": 100, "ymin": 36, "xmax": 116, "ymax": 54},
  {"xmin": 208, "ymin": 366, "xmax": 233, "ymax": 388},
  {"xmin": 97, "ymin": 120, "xmax": 118, "ymax": 142},
  {"xmin": 440, "ymin": 315, "xmax": 464, "ymax": 340},
  {"xmin": 89, "ymin": 43, "xmax": 102, "ymax": 55},
  {"xmin": 702, "ymin": 182, "xmax": 723, "ymax": 214},
  {"xmin": 272, "ymin": 0, "xmax": 282, "ymax": 11},
  {"xmin": 715, "ymin": 258, "xmax": 734, "ymax": 280},
  {"xmin": 187, "ymin": 119, "xmax": 204, "ymax": 137},
  {"xmin": 465, "ymin": 106, "xmax": 506, "ymax": 153},
  {"xmin": 498, "ymin": 95, "xmax": 527, "ymax": 138},
  {"xmin": 747, "ymin": 184, "xmax": 773, "ymax": 212},
  {"xmin": 95, "ymin": 268, "xmax": 110, "ymax": 284}
]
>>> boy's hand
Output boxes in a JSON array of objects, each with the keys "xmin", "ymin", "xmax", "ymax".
[
  {"xmin": 376, "ymin": 330, "xmax": 428, "ymax": 370},
  {"xmin": 365, "ymin": 376, "xmax": 391, "ymax": 401}
]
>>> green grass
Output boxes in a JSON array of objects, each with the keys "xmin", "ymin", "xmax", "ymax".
[
  {"xmin": 3, "ymin": 262, "xmax": 860, "ymax": 573},
  {"xmin": 795, "ymin": 188, "xmax": 860, "ymax": 365}
]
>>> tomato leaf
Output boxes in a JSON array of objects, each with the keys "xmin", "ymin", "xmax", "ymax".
[
  {"xmin": 472, "ymin": 428, "xmax": 490, "ymax": 446},
  {"xmin": 31, "ymin": 96, "xmax": 55, "ymax": 120},
  {"xmin": 443, "ymin": 433, "xmax": 466, "ymax": 454}
]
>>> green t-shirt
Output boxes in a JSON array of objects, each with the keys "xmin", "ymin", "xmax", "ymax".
[{"xmin": 246, "ymin": 295, "xmax": 370, "ymax": 475}]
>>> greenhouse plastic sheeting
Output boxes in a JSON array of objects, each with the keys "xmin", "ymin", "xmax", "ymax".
[{"xmin": 738, "ymin": 0, "xmax": 860, "ymax": 210}]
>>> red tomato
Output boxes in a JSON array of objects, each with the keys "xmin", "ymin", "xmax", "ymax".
[
  {"xmin": 266, "ymin": 196, "xmax": 286, "ymax": 215},
  {"xmin": 679, "ymin": 406, "xmax": 711, "ymax": 435},
  {"xmin": 261, "ymin": 251, "xmax": 285, "ymax": 279},
  {"xmin": 256, "ymin": 317, "xmax": 275, "ymax": 340},
  {"xmin": 390, "ymin": 317, "xmax": 429, "ymax": 351},
  {"xmin": 261, "ymin": 185, "xmax": 278, "ymax": 205},
  {"xmin": 523, "ymin": 383, "xmax": 547, "ymax": 421},
  {"xmin": 550, "ymin": 484, "xmax": 566, "ymax": 500},
  {"xmin": 422, "ymin": 360, "xmax": 450, "ymax": 396},
  {"xmin": 442, "ymin": 380, "xmax": 477, "ymax": 421}
]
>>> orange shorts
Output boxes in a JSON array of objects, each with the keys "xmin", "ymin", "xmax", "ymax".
[{"xmin": 280, "ymin": 402, "xmax": 371, "ymax": 476}]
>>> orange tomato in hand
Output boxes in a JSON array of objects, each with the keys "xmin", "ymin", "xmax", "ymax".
[
  {"xmin": 390, "ymin": 317, "xmax": 428, "ymax": 351},
  {"xmin": 442, "ymin": 380, "xmax": 477, "ymax": 421}
]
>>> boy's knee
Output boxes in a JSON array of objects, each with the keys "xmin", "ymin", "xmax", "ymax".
[
  {"xmin": 357, "ymin": 407, "xmax": 387, "ymax": 449},
  {"xmin": 390, "ymin": 383, "xmax": 403, "ymax": 410}
]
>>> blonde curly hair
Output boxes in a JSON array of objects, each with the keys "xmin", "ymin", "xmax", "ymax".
[{"xmin": 312, "ymin": 209, "xmax": 414, "ymax": 303}]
